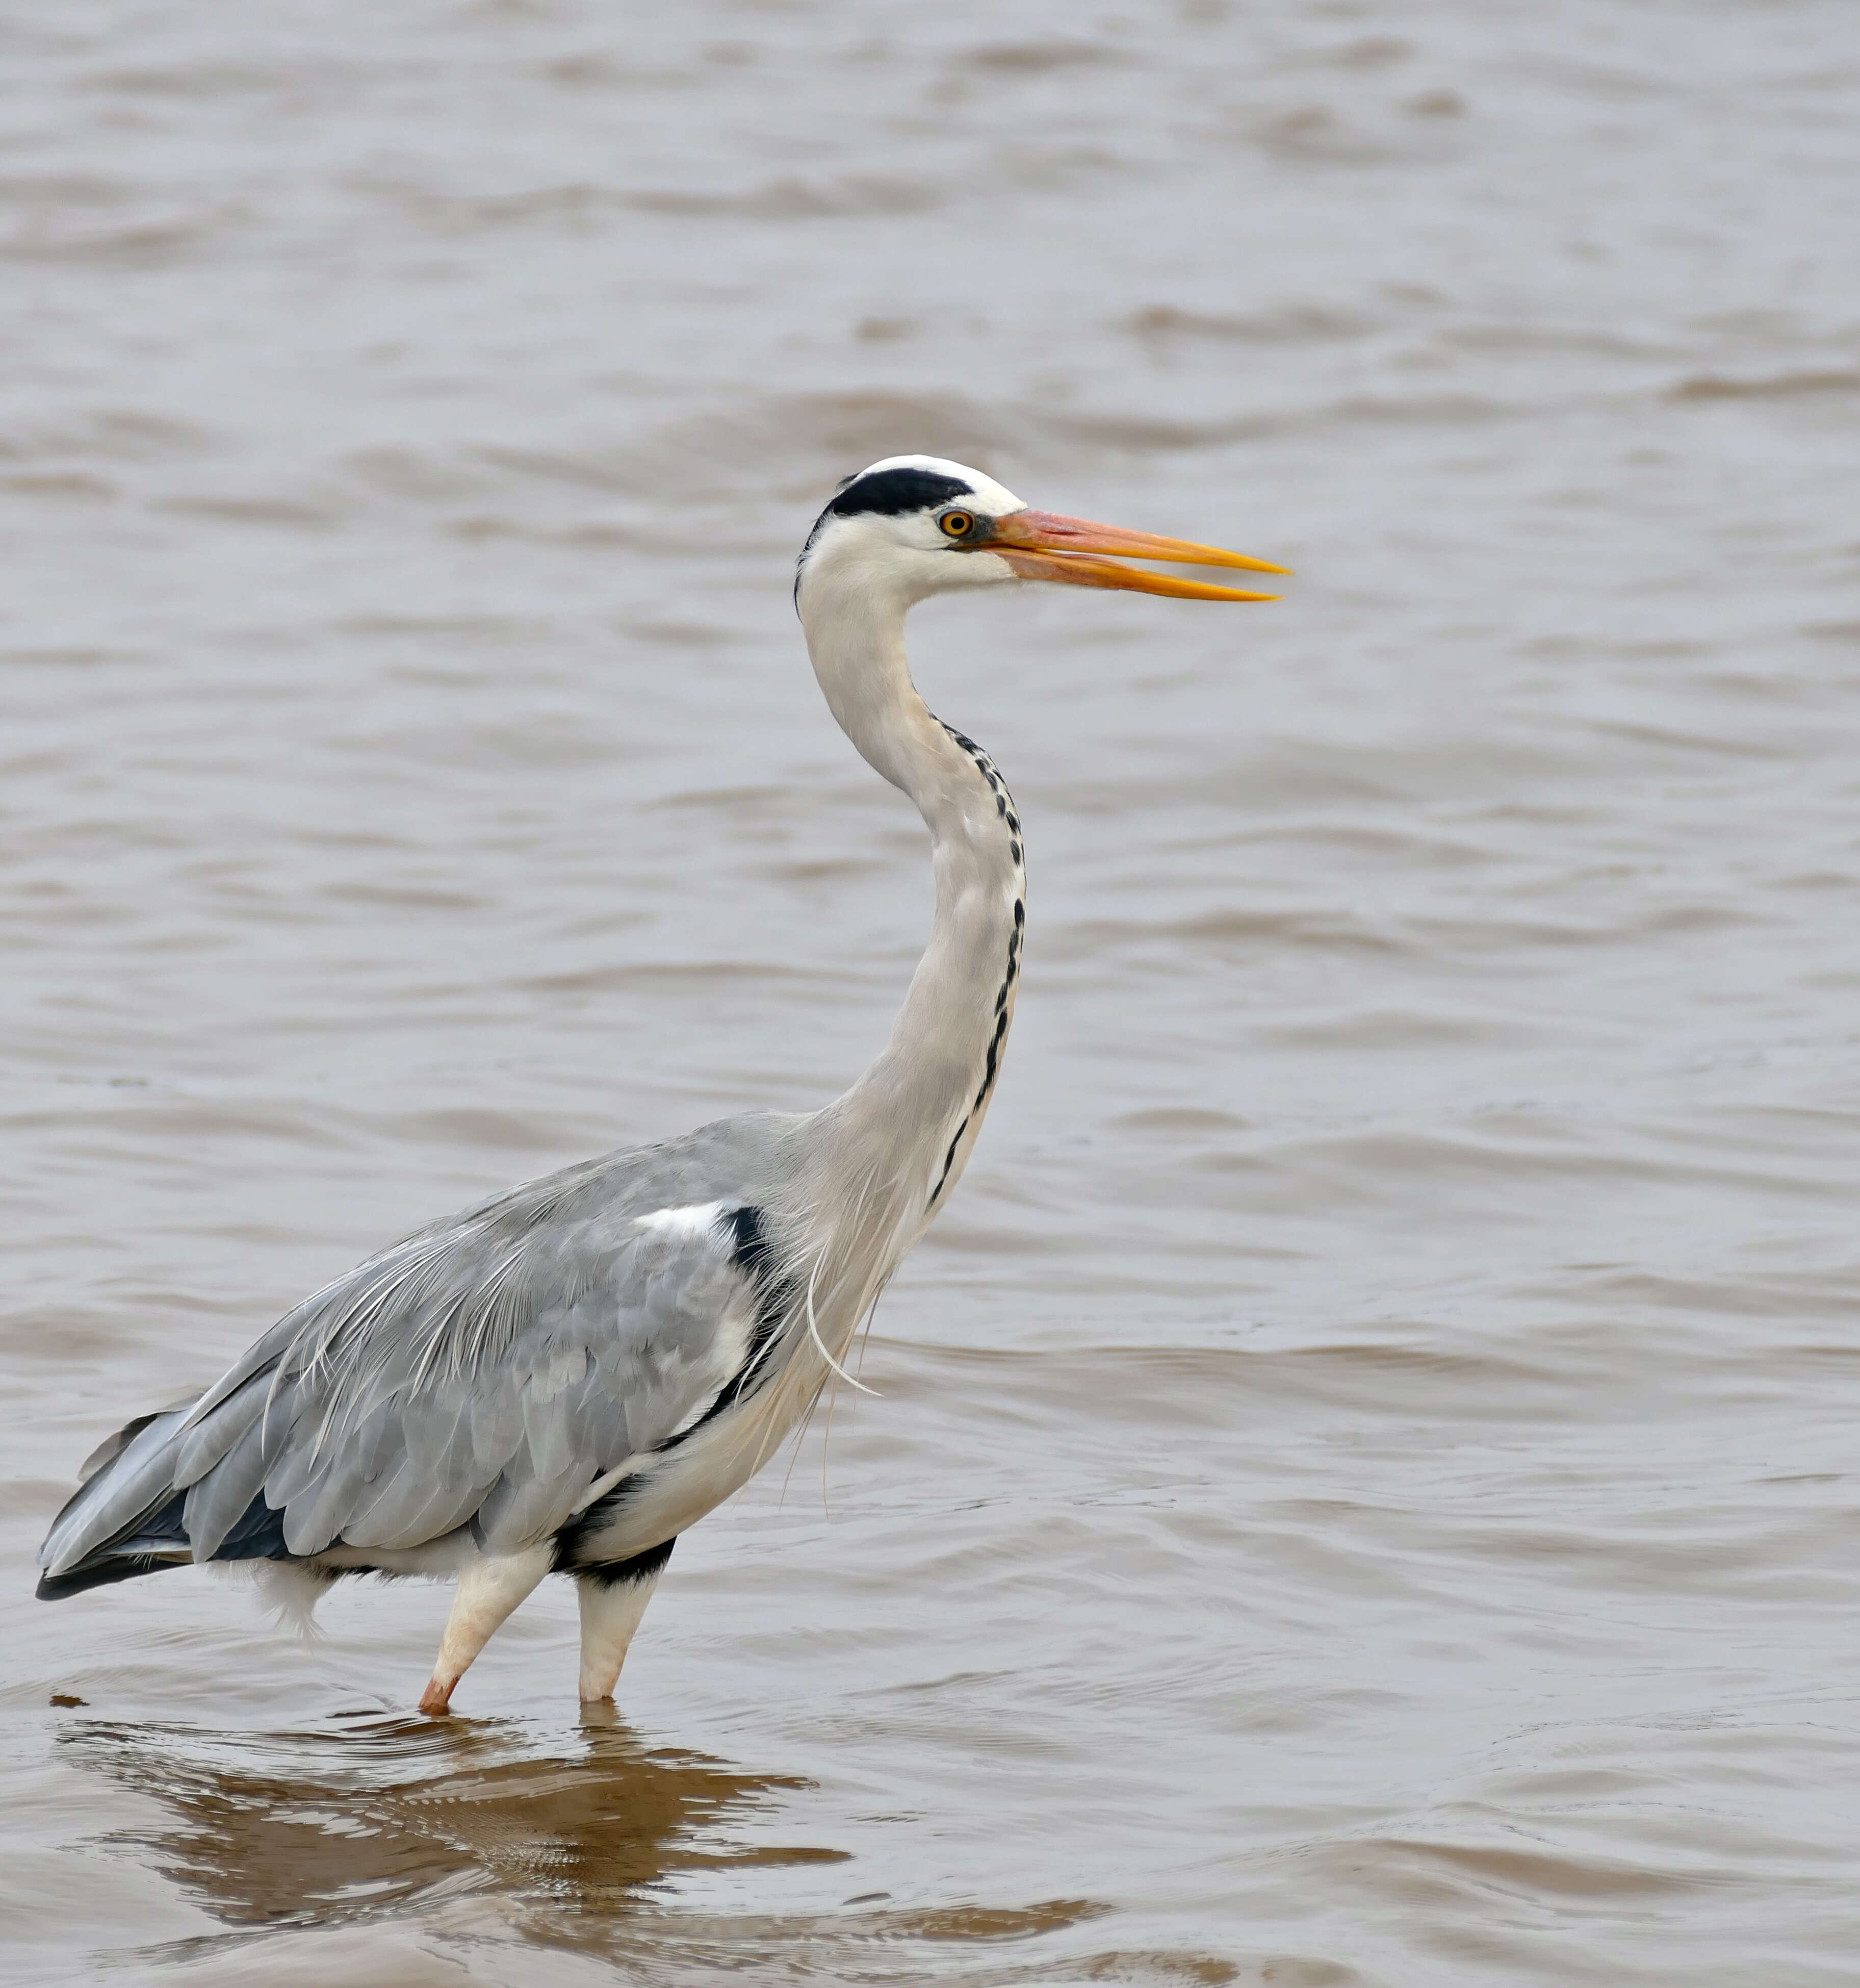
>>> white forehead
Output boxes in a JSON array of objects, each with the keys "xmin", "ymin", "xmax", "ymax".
[{"xmin": 853, "ymin": 454, "xmax": 1025, "ymax": 518}]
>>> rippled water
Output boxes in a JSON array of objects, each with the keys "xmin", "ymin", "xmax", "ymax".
[{"xmin": 5, "ymin": 3, "xmax": 1859, "ymax": 1982}]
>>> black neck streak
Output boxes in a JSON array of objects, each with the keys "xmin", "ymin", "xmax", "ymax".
[{"xmin": 927, "ymin": 721, "xmax": 1025, "ymax": 1211}]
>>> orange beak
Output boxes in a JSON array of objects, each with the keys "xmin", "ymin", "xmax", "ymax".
[{"xmin": 979, "ymin": 509, "xmax": 1289, "ymax": 601}]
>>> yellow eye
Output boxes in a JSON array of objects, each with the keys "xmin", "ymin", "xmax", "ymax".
[{"xmin": 939, "ymin": 509, "xmax": 975, "ymax": 539}]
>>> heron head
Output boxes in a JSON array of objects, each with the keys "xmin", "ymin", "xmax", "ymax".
[{"xmin": 794, "ymin": 453, "xmax": 1287, "ymax": 617}]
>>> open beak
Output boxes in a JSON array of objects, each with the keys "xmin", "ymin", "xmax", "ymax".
[{"xmin": 981, "ymin": 509, "xmax": 1290, "ymax": 601}]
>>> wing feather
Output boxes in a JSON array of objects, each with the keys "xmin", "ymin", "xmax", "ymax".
[{"xmin": 40, "ymin": 1118, "xmax": 799, "ymax": 1583}]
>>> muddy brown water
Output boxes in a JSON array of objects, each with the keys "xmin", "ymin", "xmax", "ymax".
[{"xmin": 4, "ymin": 4, "xmax": 1859, "ymax": 1983}]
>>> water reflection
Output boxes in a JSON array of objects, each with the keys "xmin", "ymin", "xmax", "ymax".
[
  {"xmin": 62, "ymin": 1711, "xmax": 1132, "ymax": 1983},
  {"xmin": 64, "ymin": 1707, "xmax": 833, "ymax": 1933}
]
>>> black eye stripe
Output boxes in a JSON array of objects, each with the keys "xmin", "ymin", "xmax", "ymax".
[
  {"xmin": 826, "ymin": 467, "xmax": 973, "ymax": 520},
  {"xmin": 796, "ymin": 466, "xmax": 983, "ymax": 608}
]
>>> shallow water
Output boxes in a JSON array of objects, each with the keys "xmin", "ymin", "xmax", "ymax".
[{"xmin": 5, "ymin": 2, "xmax": 1860, "ymax": 1982}]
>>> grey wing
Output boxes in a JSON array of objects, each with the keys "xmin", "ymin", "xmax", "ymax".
[{"xmin": 39, "ymin": 1162, "xmax": 780, "ymax": 1581}]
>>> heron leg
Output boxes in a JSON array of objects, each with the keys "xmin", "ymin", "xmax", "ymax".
[
  {"xmin": 575, "ymin": 1537, "xmax": 676, "ymax": 1703},
  {"xmin": 419, "ymin": 1545, "xmax": 552, "ymax": 1715}
]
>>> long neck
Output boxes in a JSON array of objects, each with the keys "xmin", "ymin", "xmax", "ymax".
[{"xmin": 798, "ymin": 582, "xmax": 1026, "ymax": 1269}]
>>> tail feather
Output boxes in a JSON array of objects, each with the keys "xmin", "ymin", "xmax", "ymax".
[
  {"xmin": 36, "ymin": 1548, "xmax": 190, "ymax": 1600},
  {"xmin": 37, "ymin": 1390, "xmax": 305, "ymax": 1602},
  {"xmin": 76, "ymin": 1392, "xmax": 199, "ymax": 1483},
  {"xmin": 37, "ymin": 1400, "xmax": 199, "ymax": 1599}
]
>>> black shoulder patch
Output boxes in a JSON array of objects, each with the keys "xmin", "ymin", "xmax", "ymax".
[
  {"xmin": 826, "ymin": 466, "xmax": 973, "ymax": 520},
  {"xmin": 651, "ymin": 1205, "xmax": 794, "ymax": 1454}
]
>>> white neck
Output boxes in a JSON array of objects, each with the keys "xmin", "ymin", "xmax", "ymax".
[{"xmin": 796, "ymin": 573, "xmax": 1026, "ymax": 1271}]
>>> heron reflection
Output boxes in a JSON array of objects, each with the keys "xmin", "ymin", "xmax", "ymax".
[{"xmin": 59, "ymin": 1709, "xmax": 837, "ymax": 1941}]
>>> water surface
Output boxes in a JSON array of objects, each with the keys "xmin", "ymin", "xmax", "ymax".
[{"xmin": 4, "ymin": 3, "xmax": 1859, "ymax": 1982}]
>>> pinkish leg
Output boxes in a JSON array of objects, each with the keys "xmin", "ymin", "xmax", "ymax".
[{"xmin": 418, "ymin": 1546, "xmax": 551, "ymax": 1715}]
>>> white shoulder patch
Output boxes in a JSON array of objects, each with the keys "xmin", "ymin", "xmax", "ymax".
[{"xmin": 634, "ymin": 1200, "xmax": 729, "ymax": 1244}]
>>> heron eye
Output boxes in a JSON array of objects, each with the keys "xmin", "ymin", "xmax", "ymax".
[{"xmin": 940, "ymin": 510, "xmax": 975, "ymax": 539}]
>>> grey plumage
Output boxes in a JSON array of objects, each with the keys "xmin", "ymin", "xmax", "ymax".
[
  {"xmin": 35, "ymin": 453, "xmax": 1278, "ymax": 1707},
  {"xmin": 40, "ymin": 1111, "xmax": 803, "ymax": 1592}
]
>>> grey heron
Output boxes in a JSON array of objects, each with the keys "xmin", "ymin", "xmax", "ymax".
[{"xmin": 35, "ymin": 456, "xmax": 1285, "ymax": 1714}]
